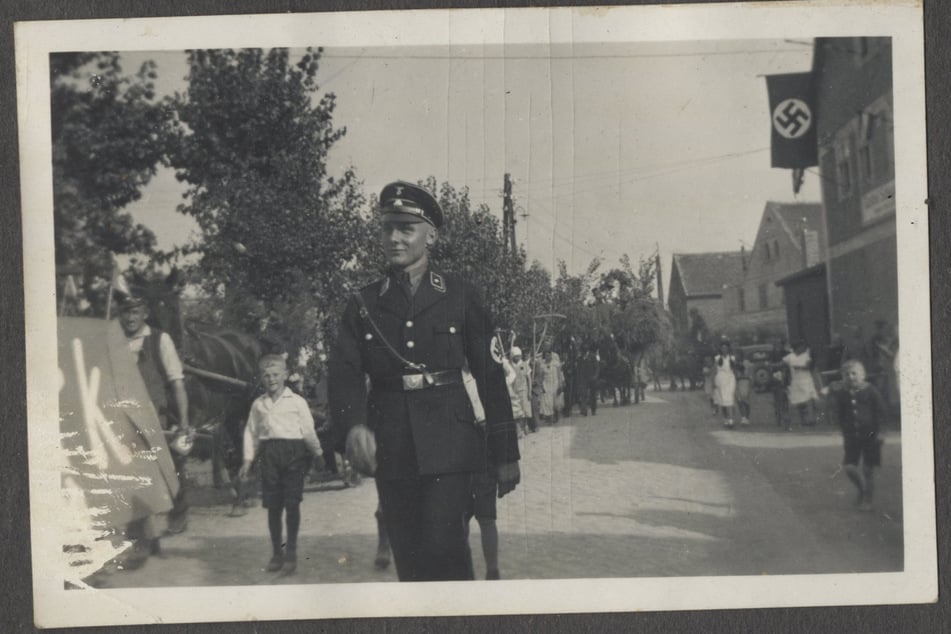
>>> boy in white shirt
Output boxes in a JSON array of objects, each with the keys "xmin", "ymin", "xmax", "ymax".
[{"xmin": 239, "ymin": 355, "xmax": 324, "ymax": 574}]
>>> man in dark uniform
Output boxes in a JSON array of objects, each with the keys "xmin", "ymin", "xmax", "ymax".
[{"xmin": 329, "ymin": 180, "xmax": 521, "ymax": 582}]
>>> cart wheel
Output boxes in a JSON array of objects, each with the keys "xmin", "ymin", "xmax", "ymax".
[{"xmin": 754, "ymin": 367, "xmax": 771, "ymax": 388}]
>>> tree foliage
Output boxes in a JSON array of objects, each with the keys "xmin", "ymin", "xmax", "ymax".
[
  {"xmin": 51, "ymin": 51, "xmax": 173, "ymax": 314},
  {"xmin": 169, "ymin": 47, "xmax": 373, "ymax": 355}
]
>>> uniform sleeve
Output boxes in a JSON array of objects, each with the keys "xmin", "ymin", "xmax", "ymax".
[
  {"xmin": 328, "ymin": 296, "xmax": 368, "ymax": 452},
  {"xmin": 158, "ymin": 332, "xmax": 185, "ymax": 381},
  {"xmin": 243, "ymin": 402, "xmax": 260, "ymax": 463},
  {"xmin": 297, "ymin": 396, "xmax": 322, "ymax": 456},
  {"xmin": 462, "ymin": 282, "xmax": 519, "ymax": 465}
]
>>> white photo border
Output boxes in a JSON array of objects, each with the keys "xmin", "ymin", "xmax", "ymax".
[{"xmin": 16, "ymin": 2, "xmax": 934, "ymax": 628}]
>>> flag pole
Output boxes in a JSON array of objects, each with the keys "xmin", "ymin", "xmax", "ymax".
[{"xmin": 105, "ymin": 255, "xmax": 116, "ymax": 321}]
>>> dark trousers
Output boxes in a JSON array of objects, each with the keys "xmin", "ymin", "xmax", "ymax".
[
  {"xmin": 376, "ymin": 473, "xmax": 474, "ymax": 582},
  {"xmin": 574, "ymin": 384, "xmax": 591, "ymax": 414}
]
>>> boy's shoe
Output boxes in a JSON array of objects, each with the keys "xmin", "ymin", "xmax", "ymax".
[
  {"xmin": 282, "ymin": 551, "xmax": 297, "ymax": 575},
  {"xmin": 266, "ymin": 554, "xmax": 284, "ymax": 572},
  {"xmin": 486, "ymin": 569, "xmax": 501, "ymax": 580},
  {"xmin": 723, "ymin": 419, "xmax": 734, "ymax": 428},
  {"xmin": 740, "ymin": 417, "xmax": 750, "ymax": 425}
]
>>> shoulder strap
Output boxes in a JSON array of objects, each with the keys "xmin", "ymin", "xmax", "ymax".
[{"xmin": 351, "ymin": 289, "xmax": 428, "ymax": 375}]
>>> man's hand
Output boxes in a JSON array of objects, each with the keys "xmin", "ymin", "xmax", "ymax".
[
  {"xmin": 345, "ymin": 425, "xmax": 377, "ymax": 477},
  {"xmin": 496, "ymin": 461, "xmax": 521, "ymax": 498},
  {"xmin": 237, "ymin": 460, "xmax": 253, "ymax": 481}
]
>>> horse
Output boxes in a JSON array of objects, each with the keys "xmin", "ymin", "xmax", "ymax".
[
  {"xmin": 597, "ymin": 335, "xmax": 633, "ymax": 407},
  {"xmin": 134, "ymin": 271, "xmax": 262, "ymax": 497}
]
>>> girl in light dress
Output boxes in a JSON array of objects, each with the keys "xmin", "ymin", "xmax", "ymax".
[
  {"xmin": 713, "ymin": 341, "xmax": 739, "ymax": 427},
  {"xmin": 783, "ymin": 339, "xmax": 820, "ymax": 426}
]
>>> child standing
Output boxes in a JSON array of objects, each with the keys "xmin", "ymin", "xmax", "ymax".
[
  {"xmin": 784, "ymin": 340, "xmax": 820, "ymax": 427},
  {"xmin": 734, "ymin": 354, "xmax": 753, "ymax": 426},
  {"xmin": 768, "ymin": 340, "xmax": 791, "ymax": 429},
  {"xmin": 240, "ymin": 354, "xmax": 324, "ymax": 575},
  {"xmin": 822, "ymin": 360, "xmax": 887, "ymax": 511},
  {"xmin": 713, "ymin": 341, "xmax": 737, "ymax": 428}
]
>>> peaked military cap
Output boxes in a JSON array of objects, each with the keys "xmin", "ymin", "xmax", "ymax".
[
  {"xmin": 379, "ymin": 181, "xmax": 444, "ymax": 228},
  {"xmin": 117, "ymin": 292, "xmax": 146, "ymax": 309}
]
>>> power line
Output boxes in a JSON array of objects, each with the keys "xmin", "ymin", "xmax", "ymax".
[
  {"xmin": 320, "ymin": 48, "xmax": 807, "ymax": 61},
  {"xmin": 510, "ymin": 147, "xmax": 771, "ymax": 198}
]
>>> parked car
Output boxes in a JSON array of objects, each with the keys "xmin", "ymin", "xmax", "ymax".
[{"xmin": 738, "ymin": 344, "xmax": 775, "ymax": 392}]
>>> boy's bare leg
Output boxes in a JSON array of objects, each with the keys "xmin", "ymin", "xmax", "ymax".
[
  {"xmin": 844, "ymin": 464, "xmax": 866, "ymax": 508},
  {"xmin": 282, "ymin": 502, "xmax": 300, "ymax": 574},
  {"xmin": 477, "ymin": 517, "xmax": 500, "ymax": 580},
  {"xmin": 267, "ymin": 506, "xmax": 284, "ymax": 571},
  {"xmin": 860, "ymin": 466, "xmax": 875, "ymax": 511}
]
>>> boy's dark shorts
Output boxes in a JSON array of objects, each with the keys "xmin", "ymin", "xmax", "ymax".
[
  {"xmin": 843, "ymin": 432, "xmax": 882, "ymax": 467},
  {"xmin": 259, "ymin": 439, "xmax": 312, "ymax": 508},
  {"xmin": 468, "ymin": 469, "xmax": 498, "ymax": 521}
]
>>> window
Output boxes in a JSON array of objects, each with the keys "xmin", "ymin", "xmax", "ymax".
[
  {"xmin": 773, "ymin": 240, "xmax": 780, "ymax": 258},
  {"xmin": 758, "ymin": 284, "xmax": 768, "ymax": 310},
  {"xmin": 859, "ymin": 144, "xmax": 873, "ymax": 184},
  {"xmin": 764, "ymin": 242, "xmax": 771, "ymax": 260},
  {"xmin": 836, "ymin": 155, "xmax": 852, "ymax": 200}
]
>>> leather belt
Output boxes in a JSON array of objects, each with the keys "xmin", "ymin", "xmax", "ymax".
[{"xmin": 372, "ymin": 369, "xmax": 464, "ymax": 392}]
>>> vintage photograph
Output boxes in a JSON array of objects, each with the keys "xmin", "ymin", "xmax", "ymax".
[{"xmin": 16, "ymin": 2, "xmax": 934, "ymax": 627}]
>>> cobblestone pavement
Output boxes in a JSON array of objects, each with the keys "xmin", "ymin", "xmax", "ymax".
[{"xmin": 95, "ymin": 388, "xmax": 902, "ymax": 587}]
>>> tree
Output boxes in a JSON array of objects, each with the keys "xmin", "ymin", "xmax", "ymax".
[
  {"xmin": 51, "ymin": 52, "xmax": 173, "ymax": 314},
  {"xmin": 424, "ymin": 178, "xmax": 549, "ymax": 347},
  {"xmin": 170, "ymin": 48, "xmax": 373, "ymax": 356}
]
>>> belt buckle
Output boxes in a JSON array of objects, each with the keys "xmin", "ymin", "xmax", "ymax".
[{"xmin": 402, "ymin": 374, "xmax": 424, "ymax": 390}]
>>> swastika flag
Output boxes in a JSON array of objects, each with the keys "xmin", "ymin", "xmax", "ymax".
[{"xmin": 766, "ymin": 72, "xmax": 818, "ymax": 168}]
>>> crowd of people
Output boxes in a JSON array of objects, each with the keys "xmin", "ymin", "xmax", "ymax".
[{"xmin": 700, "ymin": 328, "xmax": 900, "ymax": 432}]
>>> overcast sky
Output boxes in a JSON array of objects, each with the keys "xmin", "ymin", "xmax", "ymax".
[{"xmin": 121, "ymin": 39, "xmax": 819, "ymax": 289}]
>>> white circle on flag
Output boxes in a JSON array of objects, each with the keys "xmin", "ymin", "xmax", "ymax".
[
  {"xmin": 772, "ymin": 98, "xmax": 812, "ymax": 139},
  {"xmin": 490, "ymin": 335, "xmax": 504, "ymax": 364}
]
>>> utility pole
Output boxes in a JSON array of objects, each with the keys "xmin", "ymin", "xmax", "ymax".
[
  {"xmin": 503, "ymin": 173, "xmax": 516, "ymax": 253},
  {"xmin": 655, "ymin": 244, "xmax": 664, "ymax": 305}
]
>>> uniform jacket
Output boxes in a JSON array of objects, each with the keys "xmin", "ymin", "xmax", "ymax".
[
  {"xmin": 831, "ymin": 383, "xmax": 887, "ymax": 437},
  {"xmin": 329, "ymin": 268, "xmax": 519, "ymax": 480}
]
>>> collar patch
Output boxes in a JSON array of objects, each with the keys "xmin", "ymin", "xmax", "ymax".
[{"xmin": 430, "ymin": 272, "xmax": 446, "ymax": 293}]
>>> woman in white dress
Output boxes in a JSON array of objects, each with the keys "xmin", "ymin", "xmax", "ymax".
[
  {"xmin": 783, "ymin": 339, "xmax": 819, "ymax": 426},
  {"xmin": 714, "ymin": 341, "xmax": 738, "ymax": 427},
  {"xmin": 533, "ymin": 345, "xmax": 564, "ymax": 425}
]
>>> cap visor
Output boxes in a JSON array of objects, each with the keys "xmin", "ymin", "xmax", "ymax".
[{"xmin": 380, "ymin": 211, "xmax": 432, "ymax": 225}]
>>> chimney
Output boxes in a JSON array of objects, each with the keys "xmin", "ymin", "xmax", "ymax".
[{"xmin": 801, "ymin": 228, "xmax": 820, "ymax": 268}]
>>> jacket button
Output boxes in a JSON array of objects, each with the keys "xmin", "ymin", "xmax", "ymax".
[
  {"xmin": 406, "ymin": 320, "xmax": 414, "ymax": 328},
  {"xmin": 406, "ymin": 341, "xmax": 415, "ymax": 349},
  {"xmin": 449, "ymin": 326, "xmax": 457, "ymax": 334},
  {"xmin": 364, "ymin": 333, "xmax": 373, "ymax": 341}
]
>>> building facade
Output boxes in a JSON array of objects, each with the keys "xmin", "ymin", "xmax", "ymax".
[
  {"xmin": 813, "ymin": 37, "xmax": 897, "ymax": 356},
  {"xmin": 722, "ymin": 201, "xmax": 825, "ymax": 342},
  {"xmin": 776, "ymin": 263, "xmax": 830, "ymax": 354},
  {"xmin": 668, "ymin": 252, "xmax": 745, "ymax": 338}
]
